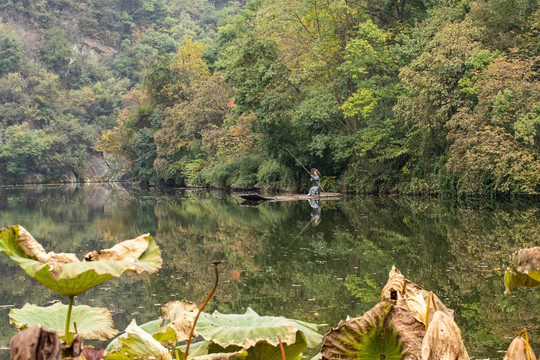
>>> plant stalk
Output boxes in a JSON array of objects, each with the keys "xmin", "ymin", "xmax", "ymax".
[
  {"xmin": 65, "ymin": 296, "xmax": 74, "ymax": 343},
  {"xmin": 183, "ymin": 261, "xmax": 222, "ymax": 360},
  {"xmin": 519, "ymin": 329, "xmax": 531, "ymax": 360},
  {"xmin": 278, "ymin": 335, "xmax": 286, "ymax": 360},
  {"xmin": 425, "ymin": 292, "xmax": 432, "ymax": 332},
  {"xmin": 430, "ymin": 292, "xmax": 438, "ymax": 312}
]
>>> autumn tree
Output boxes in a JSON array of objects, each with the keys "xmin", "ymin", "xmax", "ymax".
[{"xmin": 446, "ymin": 56, "xmax": 540, "ymax": 194}]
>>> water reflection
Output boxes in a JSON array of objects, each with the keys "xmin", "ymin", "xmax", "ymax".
[{"xmin": 0, "ymin": 184, "xmax": 539, "ymax": 359}]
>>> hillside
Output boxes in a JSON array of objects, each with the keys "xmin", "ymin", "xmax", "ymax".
[{"xmin": 0, "ymin": 0, "xmax": 239, "ymax": 183}]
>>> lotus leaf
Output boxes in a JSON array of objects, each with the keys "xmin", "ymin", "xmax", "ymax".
[
  {"xmin": 178, "ymin": 332, "xmax": 309, "ymax": 360},
  {"xmin": 105, "ymin": 320, "xmax": 172, "ymax": 360},
  {"xmin": 381, "ymin": 265, "xmax": 406, "ymax": 303},
  {"xmin": 399, "ymin": 284, "xmax": 454, "ymax": 327},
  {"xmin": 504, "ymin": 270, "xmax": 540, "ymax": 295},
  {"xmin": 382, "ymin": 265, "xmax": 453, "ymax": 326},
  {"xmin": 83, "ymin": 234, "xmax": 151, "ymax": 262},
  {"xmin": 182, "ymin": 354, "xmax": 246, "ymax": 360},
  {"xmin": 504, "ymin": 330, "xmax": 537, "ymax": 360},
  {"xmin": 195, "ymin": 307, "xmax": 323, "ymax": 349},
  {"xmin": 421, "ymin": 311, "xmax": 469, "ymax": 360},
  {"xmin": 9, "ymin": 303, "xmax": 117, "ymax": 340},
  {"xmin": 175, "ymin": 340, "xmax": 247, "ymax": 359},
  {"xmin": 505, "ymin": 247, "xmax": 540, "ymax": 294},
  {"xmin": 105, "ymin": 318, "xmax": 176, "ymax": 353},
  {"xmin": 320, "ymin": 301, "xmax": 425, "ymax": 360},
  {"xmin": 322, "ymin": 267, "xmax": 463, "ymax": 360},
  {"xmin": 0, "ymin": 225, "xmax": 162, "ymax": 297},
  {"xmin": 106, "ymin": 300, "xmax": 199, "ymax": 353},
  {"xmin": 160, "ymin": 300, "xmax": 199, "ymax": 342}
]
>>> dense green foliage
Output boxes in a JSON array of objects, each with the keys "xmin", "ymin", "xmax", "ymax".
[{"xmin": 1, "ymin": 0, "xmax": 539, "ymax": 194}]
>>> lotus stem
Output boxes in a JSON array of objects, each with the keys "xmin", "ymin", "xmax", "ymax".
[
  {"xmin": 425, "ymin": 292, "xmax": 432, "ymax": 332},
  {"xmin": 519, "ymin": 329, "xmax": 531, "ymax": 360},
  {"xmin": 184, "ymin": 260, "xmax": 222, "ymax": 360},
  {"xmin": 431, "ymin": 292, "xmax": 438, "ymax": 312},
  {"xmin": 65, "ymin": 296, "xmax": 74, "ymax": 343},
  {"xmin": 278, "ymin": 335, "xmax": 286, "ymax": 360}
]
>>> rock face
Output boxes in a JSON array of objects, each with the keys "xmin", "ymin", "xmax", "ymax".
[
  {"xmin": 80, "ymin": 153, "xmax": 131, "ymax": 183},
  {"xmin": 13, "ymin": 153, "xmax": 130, "ymax": 184}
]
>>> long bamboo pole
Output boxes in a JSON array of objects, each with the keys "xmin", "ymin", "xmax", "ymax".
[{"xmin": 285, "ymin": 148, "xmax": 326, "ymax": 192}]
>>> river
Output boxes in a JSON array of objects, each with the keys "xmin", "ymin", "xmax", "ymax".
[{"xmin": 0, "ymin": 184, "xmax": 538, "ymax": 359}]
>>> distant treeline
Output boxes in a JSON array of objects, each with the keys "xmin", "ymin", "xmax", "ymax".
[{"xmin": 0, "ymin": 0, "xmax": 538, "ymax": 195}]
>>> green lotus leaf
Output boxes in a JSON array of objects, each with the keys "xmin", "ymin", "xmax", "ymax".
[
  {"xmin": 177, "ymin": 332, "xmax": 307, "ymax": 360},
  {"xmin": 0, "ymin": 225, "xmax": 162, "ymax": 297},
  {"xmin": 321, "ymin": 302, "xmax": 425, "ymax": 360},
  {"xmin": 245, "ymin": 331, "xmax": 307, "ymax": 360},
  {"xmin": 175, "ymin": 341, "xmax": 247, "ymax": 360},
  {"xmin": 105, "ymin": 320, "xmax": 172, "ymax": 360},
  {"xmin": 9, "ymin": 302, "xmax": 117, "ymax": 340},
  {"xmin": 196, "ymin": 307, "xmax": 323, "ymax": 349}
]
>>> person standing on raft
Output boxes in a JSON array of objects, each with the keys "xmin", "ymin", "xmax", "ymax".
[{"xmin": 308, "ymin": 168, "xmax": 322, "ymax": 195}]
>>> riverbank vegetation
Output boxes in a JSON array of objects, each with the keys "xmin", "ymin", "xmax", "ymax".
[{"xmin": 0, "ymin": 0, "xmax": 538, "ymax": 195}]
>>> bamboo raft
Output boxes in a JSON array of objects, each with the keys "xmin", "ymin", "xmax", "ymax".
[{"xmin": 238, "ymin": 193, "xmax": 342, "ymax": 202}]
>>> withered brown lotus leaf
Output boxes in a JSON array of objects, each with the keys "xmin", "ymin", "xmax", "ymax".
[
  {"xmin": 81, "ymin": 347, "xmax": 105, "ymax": 360},
  {"xmin": 388, "ymin": 304, "xmax": 425, "ymax": 359},
  {"xmin": 421, "ymin": 311, "xmax": 469, "ymax": 360},
  {"xmin": 160, "ymin": 300, "xmax": 199, "ymax": 342},
  {"xmin": 503, "ymin": 331, "xmax": 537, "ymax": 360},
  {"xmin": 321, "ymin": 301, "xmax": 424, "ymax": 360},
  {"xmin": 400, "ymin": 282, "xmax": 454, "ymax": 326},
  {"xmin": 83, "ymin": 234, "xmax": 151, "ymax": 262},
  {"xmin": 381, "ymin": 265, "xmax": 406, "ymax": 303},
  {"xmin": 9, "ymin": 324, "xmax": 61, "ymax": 360}
]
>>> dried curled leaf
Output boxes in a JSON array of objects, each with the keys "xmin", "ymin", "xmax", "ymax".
[
  {"xmin": 399, "ymin": 282, "xmax": 454, "ymax": 326},
  {"xmin": 504, "ymin": 330, "xmax": 537, "ymax": 360},
  {"xmin": 510, "ymin": 247, "xmax": 540, "ymax": 276},
  {"xmin": 10, "ymin": 325, "xmax": 61, "ymax": 360},
  {"xmin": 421, "ymin": 311, "xmax": 469, "ymax": 360},
  {"xmin": 381, "ymin": 265, "xmax": 406, "ymax": 303},
  {"xmin": 82, "ymin": 347, "xmax": 105, "ymax": 360},
  {"xmin": 83, "ymin": 234, "xmax": 151, "ymax": 262},
  {"xmin": 17, "ymin": 226, "xmax": 79, "ymax": 263},
  {"xmin": 160, "ymin": 300, "xmax": 199, "ymax": 342}
]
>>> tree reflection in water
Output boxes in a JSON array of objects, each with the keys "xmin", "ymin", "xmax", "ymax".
[{"xmin": 0, "ymin": 184, "xmax": 538, "ymax": 359}]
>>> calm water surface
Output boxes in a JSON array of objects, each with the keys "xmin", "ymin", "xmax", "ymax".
[{"xmin": 0, "ymin": 184, "xmax": 539, "ymax": 359}]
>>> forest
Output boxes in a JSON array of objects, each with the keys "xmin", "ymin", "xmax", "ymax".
[{"xmin": 0, "ymin": 0, "xmax": 539, "ymax": 195}]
